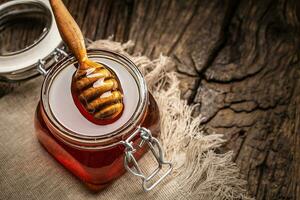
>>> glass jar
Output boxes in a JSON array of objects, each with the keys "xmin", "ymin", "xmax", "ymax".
[{"xmin": 34, "ymin": 49, "xmax": 172, "ymax": 191}]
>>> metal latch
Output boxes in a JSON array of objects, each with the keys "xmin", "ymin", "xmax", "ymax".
[
  {"xmin": 36, "ymin": 47, "xmax": 68, "ymax": 76},
  {"xmin": 123, "ymin": 127, "xmax": 173, "ymax": 191}
]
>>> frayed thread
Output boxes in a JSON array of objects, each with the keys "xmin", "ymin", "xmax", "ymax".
[{"xmin": 90, "ymin": 39, "xmax": 252, "ymax": 200}]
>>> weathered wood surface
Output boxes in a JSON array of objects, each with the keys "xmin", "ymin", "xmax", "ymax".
[{"xmin": 1, "ymin": 0, "xmax": 299, "ymax": 199}]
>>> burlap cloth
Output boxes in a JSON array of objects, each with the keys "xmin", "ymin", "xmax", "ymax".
[{"xmin": 0, "ymin": 40, "xmax": 251, "ymax": 200}]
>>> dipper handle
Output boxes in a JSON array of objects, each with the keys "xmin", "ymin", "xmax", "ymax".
[{"xmin": 50, "ymin": 0, "xmax": 87, "ymax": 68}]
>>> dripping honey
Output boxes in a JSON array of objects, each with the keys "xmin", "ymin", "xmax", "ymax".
[
  {"xmin": 71, "ymin": 64, "xmax": 124, "ymax": 125},
  {"xmin": 71, "ymin": 62, "xmax": 124, "ymax": 125}
]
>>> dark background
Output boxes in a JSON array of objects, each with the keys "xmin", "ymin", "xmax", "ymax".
[{"xmin": 1, "ymin": 0, "xmax": 300, "ymax": 199}]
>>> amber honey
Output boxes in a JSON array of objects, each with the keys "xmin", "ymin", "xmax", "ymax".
[
  {"xmin": 35, "ymin": 93, "xmax": 159, "ymax": 190},
  {"xmin": 71, "ymin": 63, "xmax": 124, "ymax": 125}
]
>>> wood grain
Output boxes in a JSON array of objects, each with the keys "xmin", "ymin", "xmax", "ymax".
[{"xmin": 0, "ymin": 0, "xmax": 299, "ymax": 199}]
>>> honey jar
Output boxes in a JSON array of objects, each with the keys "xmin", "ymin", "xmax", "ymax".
[{"xmin": 0, "ymin": 0, "xmax": 171, "ymax": 192}]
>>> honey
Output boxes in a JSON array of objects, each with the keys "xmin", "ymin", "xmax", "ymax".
[
  {"xmin": 71, "ymin": 63, "xmax": 124, "ymax": 125},
  {"xmin": 35, "ymin": 92, "xmax": 159, "ymax": 190}
]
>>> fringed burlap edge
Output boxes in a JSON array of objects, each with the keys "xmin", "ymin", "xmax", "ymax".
[{"xmin": 89, "ymin": 39, "xmax": 253, "ymax": 200}]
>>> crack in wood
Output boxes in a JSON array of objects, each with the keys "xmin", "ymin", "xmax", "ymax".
[{"xmin": 1, "ymin": 0, "xmax": 300, "ymax": 198}]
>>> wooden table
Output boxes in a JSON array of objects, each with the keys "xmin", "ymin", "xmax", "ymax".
[{"xmin": 1, "ymin": 0, "xmax": 299, "ymax": 199}]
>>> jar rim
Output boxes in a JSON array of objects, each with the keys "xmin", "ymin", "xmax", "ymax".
[
  {"xmin": 40, "ymin": 49, "xmax": 148, "ymax": 150},
  {"xmin": 0, "ymin": 0, "xmax": 63, "ymax": 79}
]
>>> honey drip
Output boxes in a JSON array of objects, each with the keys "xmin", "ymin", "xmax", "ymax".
[{"xmin": 71, "ymin": 62, "xmax": 124, "ymax": 125}]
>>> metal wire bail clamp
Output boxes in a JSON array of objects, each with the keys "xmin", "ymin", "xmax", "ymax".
[{"xmin": 123, "ymin": 127, "xmax": 173, "ymax": 191}]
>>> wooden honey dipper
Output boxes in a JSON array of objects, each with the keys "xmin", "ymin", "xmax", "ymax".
[{"xmin": 50, "ymin": 0, "xmax": 124, "ymax": 125}]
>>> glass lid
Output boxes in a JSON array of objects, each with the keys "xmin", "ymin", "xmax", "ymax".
[
  {"xmin": 41, "ymin": 50, "xmax": 148, "ymax": 147},
  {"xmin": 0, "ymin": 0, "xmax": 62, "ymax": 81}
]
